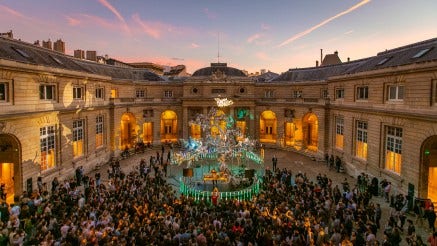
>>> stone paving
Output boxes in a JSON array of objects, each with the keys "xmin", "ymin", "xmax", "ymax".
[{"xmin": 86, "ymin": 146, "xmax": 434, "ymax": 245}]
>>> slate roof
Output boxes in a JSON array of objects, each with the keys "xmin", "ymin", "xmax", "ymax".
[
  {"xmin": 192, "ymin": 63, "xmax": 247, "ymax": 77},
  {"xmin": 0, "ymin": 37, "xmax": 164, "ymax": 81},
  {"xmin": 252, "ymin": 71, "xmax": 279, "ymax": 82},
  {"xmin": 274, "ymin": 37, "xmax": 437, "ymax": 82}
]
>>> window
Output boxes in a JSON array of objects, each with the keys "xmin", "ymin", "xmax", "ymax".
[
  {"xmin": 335, "ymin": 117, "xmax": 344, "ymax": 149},
  {"xmin": 73, "ymin": 86, "xmax": 83, "ymax": 100},
  {"xmin": 356, "ymin": 86, "xmax": 368, "ymax": 100},
  {"xmin": 321, "ymin": 89, "xmax": 328, "ymax": 99},
  {"xmin": 211, "ymin": 88, "xmax": 226, "ymax": 94},
  {"xmin": 387, "ymin": 85, "xmax": 404, "ymax": 101},
  {"xmin": 40, "ymin": 126, "xmax": 56, "ymax": 171},
  {"xmin": 265, "ymin": 90, "xmax": 274, "ymax": 98},
  {"xmin": 412, "ymin": 47, "xmax": 432, "ymax": 59},
  {"xmin": 73, "ymin": 119, "xmax": 85, "ymax": 157},
  {"xmin": 110, "ymin": 89, "xmax": 117, "ymax": 98},
  {"xmin": 385, "ymin": 126, "xmax": 402, "ymax": 174},
  {"xmin": 11, "ymin": 47, "xmax": 30, "ymax": 58},
  {"xmin": 39, "ymin": 84, "xmax": 55, "ymax": 100},
  {"xmin": 96, "ymin": 115, "xmax": 104, "ymax": 148},
  {"xmin": 136, "ymin": 90, "xmax": 145, "ymax": 98},
  {"xmin": 143, "ymin": 109, "xmax": 154, "ymax": 118},
  {"xmin": 95, "ymin": 87, "xmax": 104, "ymax": 99},
  {"xmin": 335, "ymin": 88, "xmax": 344, "ymax": 99},
  {"xmin": 0, "ymin": 82, "xmax": 8, "ymax": 102},
  {"xmin": 376, "ymin": 57, "xmax": 391, "ymax": 66},
  {"xmin": 164, "ymin": 90, "xmax": 173, "ymax": 98},
  {"xmin": 293, "ymin": 90, "xmax": 302, "ymax": 98},
  {"xmin": 356, "ymin": 121, "xmax": 368, "ymax": 160}
]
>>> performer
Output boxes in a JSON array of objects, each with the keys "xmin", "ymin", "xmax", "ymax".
[{"xmin": 211, "ymin": 187, "xmax": 219, "ymax": 205}]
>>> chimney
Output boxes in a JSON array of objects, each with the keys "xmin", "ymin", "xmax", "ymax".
[
  {"xmin": 347, "ymin": 57, "xmax": 350, "ymax": 62},
  {"xmin": 320, "ymin": 49, "xmax": 323, "ymax": 65},
  {"xmin": 34, "ymin": 40, "xmax": 40, "ymax": 46},
  {"xmin": 334, "ymin": 50, "xmax": 338, "ymax": 55},
  {"xmin": 316, "ymin": 60, "xmax": 319, "ymax": 67}
]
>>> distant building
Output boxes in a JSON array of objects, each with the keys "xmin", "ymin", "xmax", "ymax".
[
  {"xmin": 34, "ymin": 40, "xmax": 40, "ymax": 46},
  {"xmin": 321, "ymin": 51, "xmax": 342, "ymax": 66},
  {"xmin": 74, "ymin": 49, "xmax": 85, "ymax": 59},
  {"xmin": 129, "ymin": 62, "xmax": 164, "ymax": 75},
  {"xmin": 53, "ymin": 39, "xmax": 65, "ymax": 53},
  {"xmin": 86, "ymin": 50, "xmax": 97, "ymax": 62},
  {"xmin": 42, "ymin": 39, "xmax": 52, "ymax": 50},
  {"xmin": 163, "ymin": 65, "xmax": 190, "ymax": 77},
  {"xmin": 0, "ymin": 30, "xmax": 13, "ymax": 39}
]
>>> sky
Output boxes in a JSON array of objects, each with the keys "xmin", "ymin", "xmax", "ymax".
[{"xmin": 1, "ymin": 0, "xmax": 437, "ymax": 74}]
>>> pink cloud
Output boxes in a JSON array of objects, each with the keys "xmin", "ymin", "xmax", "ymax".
[
  {"xmin": 65, "ymin": 16, "xmax": 81, "ymax": 26},
  {"xmin": 132, "ymin": 14, "xmax": 162, "ymax": 39},
  {"xmin": 79, "ymin": 14, "xmax": 121, "ymax": 30},
  {"xmin": 247, "ymin": 33, "xmax": 261, "ymax": 43},
  {"xmin": 261, "ymin": 23, "xmax": 270, "ymax": 30},
  {"xmin": 203, "ymin": 8, "xmax": 217, "ymax": 20},
  {"xmin": 115, "ymin": 55, "xmax": 207, "ymax": 74},
  {"xmin": 97, "ymin": 0, "xmax": 130, "ymax": 33},
  {"xmin": 0, "ymin": 4, "xmax": 25, "ymax": 18},
  {"xmin": 255, "ymin": 52, "xmax": 271, "ymax": 61},
  {"xmin": 191, "ymin": 43, "xmax": 200, "ymax": 48}
]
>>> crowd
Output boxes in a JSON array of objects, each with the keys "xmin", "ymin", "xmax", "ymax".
[{"xmin": 0, "ymin": 151, "xmax": 435, "ymax": 245}]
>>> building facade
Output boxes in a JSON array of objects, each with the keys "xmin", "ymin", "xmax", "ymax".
[{"xmin": 0, "ymin": 36, "xmax": 436, "ymax": 204}]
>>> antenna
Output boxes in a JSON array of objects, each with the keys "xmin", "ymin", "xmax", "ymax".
[{"xmin": 217, "ymin": 32, "xmax": 220, "ymax": 63}]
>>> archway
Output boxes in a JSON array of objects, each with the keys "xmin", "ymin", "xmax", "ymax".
[
  {"xmin": 142, "ymin": 122, "xmax": 153, "ymax": 144},
  {"xmin": 260, "ymin": 110, "xmax": 277, "ymax": 143},
  {"xmin": 419, "ymin": 135, "xmax": 437, "ymax": 202},
  {"xmin": 120, "ymin": 112, "xmax": 137, "ymax": 150},
  {"xmin": 161, "ymin": 110, "xmax": 178, "ymax": 143},
  {"xmin": 302, "ymin": 112, "xmax": 318, "ymax": 151},
  {"xmin": 0, "ymin": 134, "xmax": 21, "ymax": 204},
  {"xmin": 284, "ymin": 121, "xmax": 296, "ymax": 146}
]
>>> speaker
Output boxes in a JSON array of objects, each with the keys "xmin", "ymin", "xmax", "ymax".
[
  {"xmin": 245, "ymin": 169, "xmax": 255, "ymax": 178},
  {"xmin": 183, "ymin": 168, "xmax": 193, "ymax": 177}
]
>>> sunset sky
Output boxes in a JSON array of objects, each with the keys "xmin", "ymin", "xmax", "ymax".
[{"xmin": 1, "ymin": 0, "xmax": 436, "ymax": 74}]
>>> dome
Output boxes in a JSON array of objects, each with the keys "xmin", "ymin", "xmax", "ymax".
[{"xmin": 192, "ymin": 63, "xmax": 247, "ymax": 77}]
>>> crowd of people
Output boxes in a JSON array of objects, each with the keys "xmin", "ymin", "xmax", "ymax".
[{"xmin": 0, "ymin": 149, "xmax": 435, "ymax": 245}]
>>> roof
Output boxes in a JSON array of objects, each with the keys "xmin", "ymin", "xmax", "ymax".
[
  {"xmin": 274, "ymin": 37, "xmax": 437, "ymax": 82},
  {"xmin": 321, "ymin": 52, "xmax": 342, "ymax": 66},
  {"xmin": 0, "ymin": 37, "xmax": 164, "ymax": 81},
  {"xmin": 192, "ymin": 63, "xmax": 247, "ymax": 77},
  {"xmin": 252, "ymin": 71, "xmax": 279, "ymax": 82}
]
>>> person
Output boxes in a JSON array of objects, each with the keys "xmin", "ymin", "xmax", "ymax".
[
  {"xmin": 211, "ymin": 187, "xmax": 219, "ymax": 206},
  {"xmin": 425, "ymin": 203, "xmax": 436, "ymax": 233},
  {"xmin": 272, "ymin": 155, "xmax": 278, "ymax": 172},
  {"xmin": 37, "ymin": 176, "xmax": 43, "ymax": 193},
  {"xmin": 335, "ymin": 156, "xmax": 342, "ymax": 173},
  {"xmin": 428, "ymin": 232, "xmax": 437, "ymax": 246},
  {"xmin": 51, "ymin": 177, "xmax": 59, "ymax": 193}
]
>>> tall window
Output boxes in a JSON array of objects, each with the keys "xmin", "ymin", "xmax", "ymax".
[
  {"xmin": 265, "ymin": 90, "xmax": 274, "ymax": 98},
  {"xmin": 335, "ymin": 88, "xmax": 344, "ymax": 100},
  {"xmin": 293, "ymin": 90, "xmax": 302, "ymax": 98},
  {"xmin": 164, "ymin": 90, "xmax": 173, "ymax": 98},
  {"xmin": 136, "ymin": 90, "xmax": 145, "ymax": 98},
  {"xmin": 335, "ymin": 117, "xmax": 344, "ymax": 149},
  {"xmin": 39, "ymin": 84, "xmax": 56, "ymax": 100},
  {"xmin": 356, "ymin": 121, "xmax": 368, "ymax": 159},
  {"xmin": 385, "ymin": 126, "xmax": 402, "ymax": 174},
  {"xmin": 356, "ymin": 86, "xmax": 369, "ymax": 100},
  {"xmin": 73, "ymin": 86, "xmax": 84, "ymax": 100},
  {"xmin": 73, "ymin": 119, "xmax": 85, "ymax": 157},
  {"xmin": 387, "ymin": 85, "xmax": 404, "ymax": 101},
  {"xmin": 321, "ymin": 89, "xmax": 328, "ymax": 99},
  {"xmin": 110, "ymin": 89, "xmax": 117, "ymax": 98},
  {"xmin": 95, "ymin": 87, "xmax": 104, "ymax": 99},
  {"xmin": 0, "ymin": 82, "xmax": 8, "ymax": 102},
  {"xmin": 40, "ymin": 126, "xmax": 56, "ymax": 171},
  {"xmin": 96, "ymin": 115, "xmax": 104, "ymax": 148}
]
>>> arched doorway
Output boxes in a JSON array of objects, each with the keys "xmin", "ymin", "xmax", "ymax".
[
  {"xmin": 161, "ymin": 110, "xmax": 178, "ymax": 143},
  {"xmin": 419, "ymin": 135, "xmax": 437, "ymax": 203},
  {"xmin": 120, "ymin": 112, "xmax": 137, "ymax": 150},
  {"xmin": 0, "ymin": 134, "xmax": 20, "ymax": 204},
  {"xmin": 284, "ymin": 121, "xmax": 296, "ymax": 146},
  {"xmin": 302, "ymin": 112, "xmax": 318, "ymax": 151},
  {"xmin": 260, "ymin": 110, "xmax": 277, "ymax": 143}
]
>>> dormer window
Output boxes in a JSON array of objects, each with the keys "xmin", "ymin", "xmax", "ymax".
[
  {"xmin": 376, "ymin": 57, "xmax": 391, "ymax": 66},
  {"xmin": 412, "ymin": 47, "xmax": 432, "ymax": 59}
]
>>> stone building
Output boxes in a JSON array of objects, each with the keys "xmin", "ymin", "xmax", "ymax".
[{"xmin": 0, "ymin": 35, "xmax": 436, "ymax": 205}]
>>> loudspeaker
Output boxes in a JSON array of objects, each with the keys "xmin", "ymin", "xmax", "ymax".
[
  {"xmin": 183, "ymin": 168, "xmax": 193, "ymax": 177},
  {"xmin": 245, "ymin": 169, "xmax": 255, "ymax": 178}
]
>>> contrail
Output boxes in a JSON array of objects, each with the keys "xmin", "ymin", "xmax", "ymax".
[
  {"xmin": 97, "ymin": 0, "xmax": 130, "ymax": 33},
  {"xmin": 278, "ymin": 0, "xmax": 371, "ymax": 47}
]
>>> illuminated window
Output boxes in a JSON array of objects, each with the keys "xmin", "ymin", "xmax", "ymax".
[
  {"xmin": 292, "ymin": 90, "xmax": 302, "ymax": 98},
  {"xmin": 73, "ymin": 86, "xmax": 84, "ymax": 100},
  {"xmin": 39, "ymin": 84, "xmax": 56, "ymax": 100},
  {"xmin": 96, "ymin": 115, "xmax": 104, "ymax": 148},
  {"xmin": 385, "ymin": 126, "xmax": 402, "ymax": 174},
  {"xmin": 40, "ymin": 126, "xmax": 56, "ymax": 171},
  {"xmin": 136, "ymin": 90, "xmax": 145, "ymax": 98},
  {"xmin": 387, "ymin": 85, "xmax": 404, "ymax": 101},
  {"xmin": 110, "ymin": 89, "xmax": 117, "ymax": 98},
  {"xmin": 356, "ymin": 121, "xmax": 368, "ymax": 159},
  {"xmin": 356, "ymin": 86, "xmax": 368, "ymax": 100},
  {"xmin": 335, "ymin": 117, "xmax": 344, "ymax": 149},
  {"xmin": 0, "ymin": 82, "xmax": 8, "ymax": 102},
  {"xmin": 73, "ymin": 119, "xmax": 85, "ymax": 157},
  {"xmin": 95, "ymin": 87, "xmax": 104, "ymax": 99},
  {"xmin": 335, "ymin": 88, "xmax": 344, "ymax": 99},
  {"xmin": 164, "ymin": 90, "xmax": 173, "ymax": 98}
]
